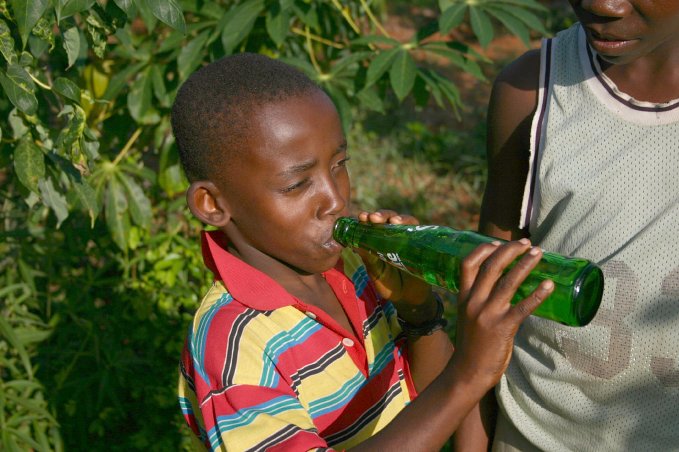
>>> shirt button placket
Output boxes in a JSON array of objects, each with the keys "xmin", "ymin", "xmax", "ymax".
[{"xmin": 342, "ymin": 337, "xmax": 354, "ymax": 347}]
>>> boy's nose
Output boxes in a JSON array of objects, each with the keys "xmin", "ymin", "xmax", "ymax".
[
  {"xmin": 318, "ymin": 176, "xmax": 347, "ymax": 218},
  {"xmin": 578, "ymin": 0, "xmax": 632, "ymax": 17}
]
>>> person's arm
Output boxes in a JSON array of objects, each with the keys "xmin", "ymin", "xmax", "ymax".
[
  {"xmin": 454, "ymin": 49, "xmax": 542, "ymax": 452},
  {"xmin": 349, "ymin": 236, "xmax": 553, "ymax": 451}
]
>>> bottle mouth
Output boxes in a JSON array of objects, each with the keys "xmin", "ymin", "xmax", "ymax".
[
  {"xmin": 332, "ymin": 217, "xmax": 354, "ymax": 247},
  {"xmin": 573, "ymin": 263, "xmax": 604, "ymax": 326}
]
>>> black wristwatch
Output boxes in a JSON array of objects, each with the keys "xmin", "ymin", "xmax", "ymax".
[{"xmin": 397, "ymin": 292, "xmax": 448, "ymax": 337}]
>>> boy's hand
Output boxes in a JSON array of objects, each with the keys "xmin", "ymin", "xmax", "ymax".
[
  {"xmin": 451, "ymin": 238, "xmax": 554, "ymax": 390},
  {"xmin": 355, "ymin": 210, "xmax": 432, "ymax": 306}
]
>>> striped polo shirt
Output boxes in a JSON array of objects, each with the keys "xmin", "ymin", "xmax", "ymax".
[{"xmin": 179, "ymin": 230, "xmax": 416, "ymax": 451}]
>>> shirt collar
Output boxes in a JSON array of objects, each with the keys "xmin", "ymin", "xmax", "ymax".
[{"xmin": 201, "ymin": 230, "xmax": 346, "ymax": 311}]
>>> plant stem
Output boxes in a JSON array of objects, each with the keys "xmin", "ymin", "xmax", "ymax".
[
  {"xmin": 28, "ymin": 72, "xmax": 52, "ymax": 90},
  {"xmin": 291, "ymin": 27, "xmax": 344, "ymax": 49},
  {"xmin": 304, "ymin": 26, "xmax": 323, "ymax": 75},
  {"xmin": 360, "ymin": 0, "xmax": 391, "ymax": 38},
  {"xmin": 112, "ymin": 127, "xmax": 142, "ymax": 166},
  {"xmin": 330, "ymin": 0, "xmax": 361, "ymax": 34}
]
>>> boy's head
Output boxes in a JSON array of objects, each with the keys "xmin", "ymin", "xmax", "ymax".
[
  {"xmin": 172, "ymin": 53, "xmax": 323, "ymax": 182},
  {"xmin": 171, "ymin": 53, "xmax": 351, "ymax": 276}
]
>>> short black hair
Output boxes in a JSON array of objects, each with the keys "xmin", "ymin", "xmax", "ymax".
[{"xmin": 171, "ymin": 53, "xmax": 323, "ymax": 181}]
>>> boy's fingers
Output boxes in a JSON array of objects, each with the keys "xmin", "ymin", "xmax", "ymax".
[
  {"xmin": 458, "ymin": 241, "xmax": 502, "ymax": 299},
  {"xmin": 463, "ymin": 239, "xmax": 532, "ymax": 306},
  {"xmin": 487, "ymin": 245, "xmax": 543, "ymax": 306},
  {"xmin": 510, "ymin": 280, "xmax": 554, "ymax": 322},
  {"xmin": 358, "ymin": 210, "xmax": 398, "ymax": 224}
]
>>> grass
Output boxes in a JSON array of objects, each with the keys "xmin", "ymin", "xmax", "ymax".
[{"xmin": 347, "ymin": 115, "xmax": 487, "ymax": 231}]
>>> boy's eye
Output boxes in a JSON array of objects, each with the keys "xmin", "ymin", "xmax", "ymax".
[
  {"xmin": 279, "ymin": 178, "xmax": 309, "ymax": 193},
  {"xmin": 334, "ymin": 156, "xmax": 351, "ymax": 169}
]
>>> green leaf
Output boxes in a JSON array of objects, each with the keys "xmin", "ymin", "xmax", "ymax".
[
  {"xmin": 491, "ymin": 3, "xmax": 548, "ymax": 35},
  {"xmin": 145, "ymin": 0, "xmax": 186, "ymax": 34},
  {"xmin": 439, "ymin": 0, "xmax": 457, "ymax": 10},
  {"xmin": 411, "ymin": 75, "xmax": 430, "ymax": 107},
  {"xmin": 56, "ymin": 105, "xmax": 87, "ymax": 161},
  {"xmin": 220, "ymin": 0, "xmax": 265, "ymax": 55},
  {"xmin": 30, "ymin": 16, "xmax": 54, "ymax": 51},
  {"xmin": 39, "ymin": 178, "xmax": 69, "ymax": 227},
  {"xmin": 324, "ymin": 85, "xmax": 351, "ymax": 133},
  {"xmin": 429, "ymin": 69, "xmax": 462, "ymax": 112},
  {"xmin": 199, "ymin": 2, "xmax": 224, "ymax": 20},
  {"xmin": 10, "ymin": 0, "xmax": 49, "ymax": 48},
  {"xmin": 157, "ymin": 29, "xmax": 185, "ymax": 53},
  {"xmin": 113, "ymin": 0, "xmax": 134, "ymax": 15},
  {"xmin": 439, "ymin": 3, "xmax": 466, "ymax": 34},
  {"xmin": 330, "ymin": 51, "xmax": 372, "ymax": 77},
  {"xmin": 150, "ymin": 64, "xmax": 169, "ymax": 107},
  {"xmin": 102, "ymin": 61, "xmax": 146, "ymax": 101},
  {"xmin": 4, "ymin": 393, "xmax": 57, "ymax": 422},
  {"xmin": 292, "ymin": 2, "xmax": 319, "ymax": 29},
  {"xmin": 469, "ymin": 7, "xmax": 494, "ymax": 48},
  {"xmin": 0, "ymin": 316, "xmax": 33, "ymax": 378},
  {"xmin": 14, "ymin": 327, "xmax": 53, "ymax": 345},
  {"xmin": 135, "ymin": 0, "xmax": 158, "ymax": 32},
  {"xmin": 278, "ymin": 56, "xmax": 316, "ymax": 79},
  {"xmin": 265, "ymin": 7, "xmax": 290, "ymax": 47},
  {"xmin": 350, "ymin": 35, "xmax": 401, "ymax": 47},
  {"xmin": 62, "ymin": 26, "xmax": 80, "ymax": 69},
  {"xmin": 0, "ymin": 18, "xmax": 17, "ymax": 63},
  {"xmin": 68, "ymin": 173, "xmax": 99, "ymax": 227},
  {"xmin": 4, "ymin": 427, "xmax": 44, "ymax": 450},
  {"xmin": 177, "ymin": 29, "xmax": 210, "ymax": 81},
  {"xmin": 356, "ymin": 86, "xmax": 384, "ymax": 114},
  {"xmin": 14, "ymin": 136, "xmax": 44, "ymax": 193},
  {"xmin": 422, "ymin": 42, "xmax": 486, "ymax": 81},
  {"xmin": 8, "ymin": 108, "xmax": 29, "ymax": 139},
  {"xmin": 389, "ymin": 50, "xmax": 417, "ymax": 101},
  {"xmin": 0, "ymin": 65, "xmax": 38, "ymax": 115},
  {"xmin": 55, "ymin": 0, "xmax": 96, "ymax": 22},
  {"xmin": 118, "ymin": 172, "xmax": 152, "ymax": 230},
  {"xmin": 53, "ymin": 77, "xmax": 81, "ymax": 103},
  {"xmin": 127, "ymin": 67, "xmax": 160, "ymax": 124},
  {"xmin": 418, "ymin": 68, "xmax": 446, "ymax": 109},
  {"xmin": 496, "ymin": 0, "xmax": 547, "ymax": 12},
  {"xmin": 365, "ymin": 47, "xmax": 400, "ymax": 87},
  {"xmin": 486, "ymin": 7, "xmax": 530, "ymax": 47},
  {"xmin": 105, "ymin": 177, "xmax": 130, "ymax": 250}
]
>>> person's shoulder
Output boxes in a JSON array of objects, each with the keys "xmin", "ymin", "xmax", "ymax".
[
  {"xmin": 487, "ymin": 47, "xmax": 542, "ymax": 137},
  {"xmin": 190, "ymin": 281, "xmax": 251, "ymax": 329},
  {"xmin": 495, "ymin": 48, "xmax": 541, "ymax": 92}
]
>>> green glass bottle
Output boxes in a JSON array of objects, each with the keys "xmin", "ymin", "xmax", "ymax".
[{"xmin": 333, "ymin": 217, "xmax": 604, "ymax": 327}]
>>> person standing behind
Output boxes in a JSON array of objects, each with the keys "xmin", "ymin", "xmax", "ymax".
[{"xmin": 460, "ymin": 0, "xmax": 679, "ymax": 450}]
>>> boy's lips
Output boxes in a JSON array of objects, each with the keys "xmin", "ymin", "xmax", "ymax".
[
  {"xmin": 586, "ymin": 28, "xmax": 638, "ymax": 54},
  {"xmin": 321, "ymin": 229, "xmax": 343, "ymax": 252}
]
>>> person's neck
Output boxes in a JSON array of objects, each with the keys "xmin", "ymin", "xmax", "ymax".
[{"xmin": 599, "ymin": 52, "xmax": 679, "ymax": 103}]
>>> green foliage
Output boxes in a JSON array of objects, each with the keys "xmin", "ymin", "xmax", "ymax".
[
  {"xmin": 439, "ymin": 0, "xmax": 548, "ymax": 48},
  {"xmin": 0, "ymin": 0, "xmax": 548, "ymax": 448}
]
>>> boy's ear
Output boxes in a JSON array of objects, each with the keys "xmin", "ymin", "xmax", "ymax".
[{"xmin": 186, "ymin": 181, "xmax": 231, "ymax": 227}]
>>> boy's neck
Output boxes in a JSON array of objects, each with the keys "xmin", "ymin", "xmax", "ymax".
[
  {"xmin": 226, "ymin": 236, "xmax": 355, "ymax": 336},
  {"xmin": 226, "ymin": 240, "xmax": 323, "ymax": 292}
]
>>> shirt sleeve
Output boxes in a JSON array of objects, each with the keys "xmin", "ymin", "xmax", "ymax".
[{"xmin": 197, "ymin": 383, "xmax": 330, "ymax": 451}]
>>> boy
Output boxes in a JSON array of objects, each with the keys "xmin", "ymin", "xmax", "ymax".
[
  {"xmin": 468, "ymin": 0, "xmax": 679, "ymax": 450},
  {"xmin": 172, "ymin": 53, "xmax": 553, "ymax": 451}
]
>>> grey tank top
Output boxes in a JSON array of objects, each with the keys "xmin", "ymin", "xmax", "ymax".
[{"xmin": 498, "ymin": 24, "xmax": 679, "ymax": 451}]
